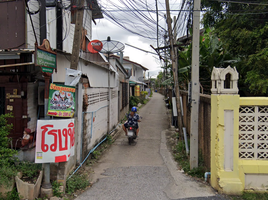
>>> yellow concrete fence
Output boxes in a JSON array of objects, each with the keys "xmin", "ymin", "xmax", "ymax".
[{"xmin": 211, "ymin": 95, "xmax": 268, "ymax": 195}]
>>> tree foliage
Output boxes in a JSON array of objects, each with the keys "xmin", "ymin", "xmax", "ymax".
[
  {"xmin": 202, "ymin": 0, "xmax": 268, "ymax": 95},
  {"xmin": 177, "ymin": 28, "xmax": 236, "ymax": 93}
]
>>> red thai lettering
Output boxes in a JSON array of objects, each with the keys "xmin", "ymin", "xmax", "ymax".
[
  {"xmin": 40, "ymin": 121, "xmax": 74, "ymax": 154},
  {"xmin": 47, "ymin": 129, "xmax": 57, "ymax": 152},
  {"xmin": 68, "ymin": 122, "xmax": 75, "ymax": 147},
  {"xmin": 40, "ymin": 124, "xmax": 53, "ymax": 152},
  {"xmin": 58, "ymin": 128, "xmax": 68, "ymax": 151}
]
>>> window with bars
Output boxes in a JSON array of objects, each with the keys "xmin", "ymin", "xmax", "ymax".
[{"xmin": 121, "ymin": 82, "xmax": 128, "ymax": 109}]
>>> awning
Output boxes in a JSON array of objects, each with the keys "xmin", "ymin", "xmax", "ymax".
[
  {"xmin": 129, "ymin": 79, "xmax": 147, "ymax": 86},
  {"xmin": 129, "ymin": 81, "xmax": 136, "ymax": 85}
]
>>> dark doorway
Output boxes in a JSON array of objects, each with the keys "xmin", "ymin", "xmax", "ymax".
[{"xmin": 0, "ymin": 87, "xmax": 5, "ymax": 115}]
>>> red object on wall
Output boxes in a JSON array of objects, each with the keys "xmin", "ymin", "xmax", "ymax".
[
  {"xmin": 87, "ymin": 40, "xmax": 103, "ymax": 53},
  {"xmin": 55, "ymin": 155, "xmax": 67, "ymax": 162}
]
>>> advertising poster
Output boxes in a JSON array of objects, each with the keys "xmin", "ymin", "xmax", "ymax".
[
  {"xmin": 47, "ymin": 83, "xmax": 75, "ymax": 117},
  {"xmin": 35, "ymin": 119, "xmax": 75, "ymax": 163}
]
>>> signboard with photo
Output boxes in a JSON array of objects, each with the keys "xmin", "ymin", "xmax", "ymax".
[
  {"xmin": 35, "ymin": 119, "xmax": 75, "ymax": 163},
  {"xmin": 47, "ymin": 83, "xmax": 76, "ymax": 117}
]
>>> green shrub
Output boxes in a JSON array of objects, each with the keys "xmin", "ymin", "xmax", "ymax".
[
  {"xmin": 92, "ymin": 150, "xmax": 101, "ymax": 159},
  {"xmin": 239, "ymin": 192, "xmax": 268, "ymax": 200},
  {"xmin": 17, "ymin": 162, "xmax": 42, "ymax": 183},
  {"xmin": 129, "ymin": 96, "xmax": 140, "ymax": 108},
  {"xmin": 66, "ymin": 174, "xmax": 89, "ymax": 194},
  {"xmin": 106, "ymin": 134, "xmax": 113, "ymax": 145},
  {"xmin": 0, "ymin": 113, "xmax": 17, "ymax": 188},
  {"xmin": 0, "ymin": 165, "xmax": 17, "ymax": 189},
  {"xmin": 141, "ymin": 91, "xmax": 148, "ymax": 96},
  {"xmin": 142, "ymin": 99, "xmax": 148, "ymax": 104},
  {"xmin": 173, "ymin": 140, "xmax": 206, "ymax": 179},
  {"xmin": 0, "ymin": 188, "xmax": 20, "ymax": 200},
  {"xmin": 52, "ymin": 181, "xmax": 63, "ymax": 197}
]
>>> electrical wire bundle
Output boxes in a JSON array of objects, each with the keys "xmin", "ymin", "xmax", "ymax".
[{"xmin": 98, "ymin": 0, "xmax": 192, "ymax": 49}]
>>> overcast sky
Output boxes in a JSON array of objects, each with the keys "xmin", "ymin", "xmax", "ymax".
[{"xmin": 92, "ymin": 0, "xmax": 186, "ymax": 78}]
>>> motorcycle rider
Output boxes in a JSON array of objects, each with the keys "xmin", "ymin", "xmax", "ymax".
[{"xmin": 123, "ymin": 106, "xmax": 141, "ymax": 137}]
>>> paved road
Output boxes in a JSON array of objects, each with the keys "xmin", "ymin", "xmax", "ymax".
[{"xmin": 76, "ymin": 93, "xmax": 227, "ymax": 200}]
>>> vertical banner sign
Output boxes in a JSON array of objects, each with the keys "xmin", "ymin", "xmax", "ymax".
[
  {"xmin": 135, "ymin": 85, "xmax": 140, "ymax": 96},
  {"xmin": 35, "ymin": 119, "xmax": 75, "ymax": 163},
  {"xmin": 47, "ymin": 83, "xmax": 76, "ymax": 117}
]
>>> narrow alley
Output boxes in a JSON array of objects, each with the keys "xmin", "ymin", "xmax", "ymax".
[{"xmin": 76, "ymin": 93, "xmax": 226, "ymax": 200}]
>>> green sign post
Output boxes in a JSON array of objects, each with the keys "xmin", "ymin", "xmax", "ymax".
[
  {"xmin": 36, "ymin": 49, "xmax": 56, "ymax": 69},
  {"xmin": 41, "ymin": 67, "xmax": 54, "ymax": 73},
  {"xmin": 35, "ymin": 40, "xmax": 57, "ymax": 73}
]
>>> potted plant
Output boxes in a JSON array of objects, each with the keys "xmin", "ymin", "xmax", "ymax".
[
  {"xmin": 0, "ymin": 113, "xmax": 17, "ymax": 198},
  {"xmin": 15, "ymin": 162, "xmax": 43, "ymax": 200}
]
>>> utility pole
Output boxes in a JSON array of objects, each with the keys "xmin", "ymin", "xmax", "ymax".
[
  {"xmin": 190, "ymin": 0, "xmax": 201, "ymax": 169},
  {"xmin": 70, "ymin": 0, "xmax": 85, "ymax": 70},
  {"xmin": 164, "ymin": 33, "xmax": 167, "ymax": 96},
  {"xmin": 165, "ymin": 0, "xmax": 183, "ymax": 136}
]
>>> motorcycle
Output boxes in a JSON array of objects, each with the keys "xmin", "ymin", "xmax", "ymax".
[
  {"xmin": 124, "ymin": 113, "xmax": 142, "ymax": 145},
  {"xmin": 127, "ymin": 125, "xmax": 137, "ymax": 145}
]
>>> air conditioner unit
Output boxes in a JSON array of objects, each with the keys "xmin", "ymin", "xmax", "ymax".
[{"xmin": 38, "ymin": 86, "xmax": 45, "ymax": 105}]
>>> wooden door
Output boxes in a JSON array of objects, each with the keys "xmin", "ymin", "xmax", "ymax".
[{"xmin": 1, "ymin": 83, "xmax": 28, "ymax": 149}]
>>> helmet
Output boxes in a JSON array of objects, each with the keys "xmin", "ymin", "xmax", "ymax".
[{"xmin": 131, "ymin": 107, "xmax": 137, "ymax": 112}]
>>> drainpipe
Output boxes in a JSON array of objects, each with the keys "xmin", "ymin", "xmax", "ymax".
[{"xmin": 204, "ymin": 172, "xmax": 211, "ymax": 182}]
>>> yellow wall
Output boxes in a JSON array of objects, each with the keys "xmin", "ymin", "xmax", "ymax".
[
  {"xmin": 211, "ymin": 96, "xmax": 268, "ymax": 195},
  {"xmin": 211, "ymin": 94, "xmax": 242, "ymax": 195}
]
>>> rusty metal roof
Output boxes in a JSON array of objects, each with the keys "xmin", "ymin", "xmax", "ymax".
[{"xmin": 87, "ymin": 0, "xmax": 103, "ymax": 20}]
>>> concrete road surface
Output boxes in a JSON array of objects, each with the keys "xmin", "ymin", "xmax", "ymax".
[{"xmin": 76, "ymin": 92, "xmax": 227, "ymax": 200}]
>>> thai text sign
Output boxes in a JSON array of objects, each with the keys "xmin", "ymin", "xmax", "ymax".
[
  {"xmin": 35, "ymin": 119, "xmax": 75, "ymax": 163},
  {"xmin": 36, "ymin": 48, "xmax": 56, "ymax": 69},
  {"xmin": 47, "ymin": 83, "xmax": 76, "ymax": 117}
]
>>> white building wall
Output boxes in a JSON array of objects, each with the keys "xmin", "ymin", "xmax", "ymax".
[
  {"xmin": 81, "ymin": 87, "xmax": 118, "ymax": 156},
  {"xmin": 52, "ymin": 53, "xmax": 70, "ymax": 83},
  {"xmin": 110, "ymin": 88, "xmax": 119, "ymax": 130},
  {"xmin": 53, "ymin": 54, "xmax": 117, "ymax": 88},
  {"xmin": 83, "ymin": 88, "xmax": 109, "ymax": 152},
  {"xmin": 46, "ymin": 8, "xmax": 57, "ymax": 49},
  {"xmin": 136, "ymin": 67, "xmax": 144, "ymax": 81},
  {"xmin": 26, "ymin": 11, "xmax": 40, "ymax": 49},
  {"xmin": 83, "ymin": 9, "xmax": 92, "ymax": 40},
  {"xmin": 62, "ymin": 7, "xmax": 75, "ymax": 53},
  {"xmin": 61, "ymin": 0, "xmax": 92, "ymax": 53}
]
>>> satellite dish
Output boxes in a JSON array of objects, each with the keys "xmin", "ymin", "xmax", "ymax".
[
  {"xmin": 138, "ymin": 77, "xmax": 144, "ymax": 81},
  {"xmin": 88, "ymin": 40, "xmax": 103, "ymax": 54},
  {"xmin": 95, "ymin": 36, "xmax": 125, "ymax": 54}
]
